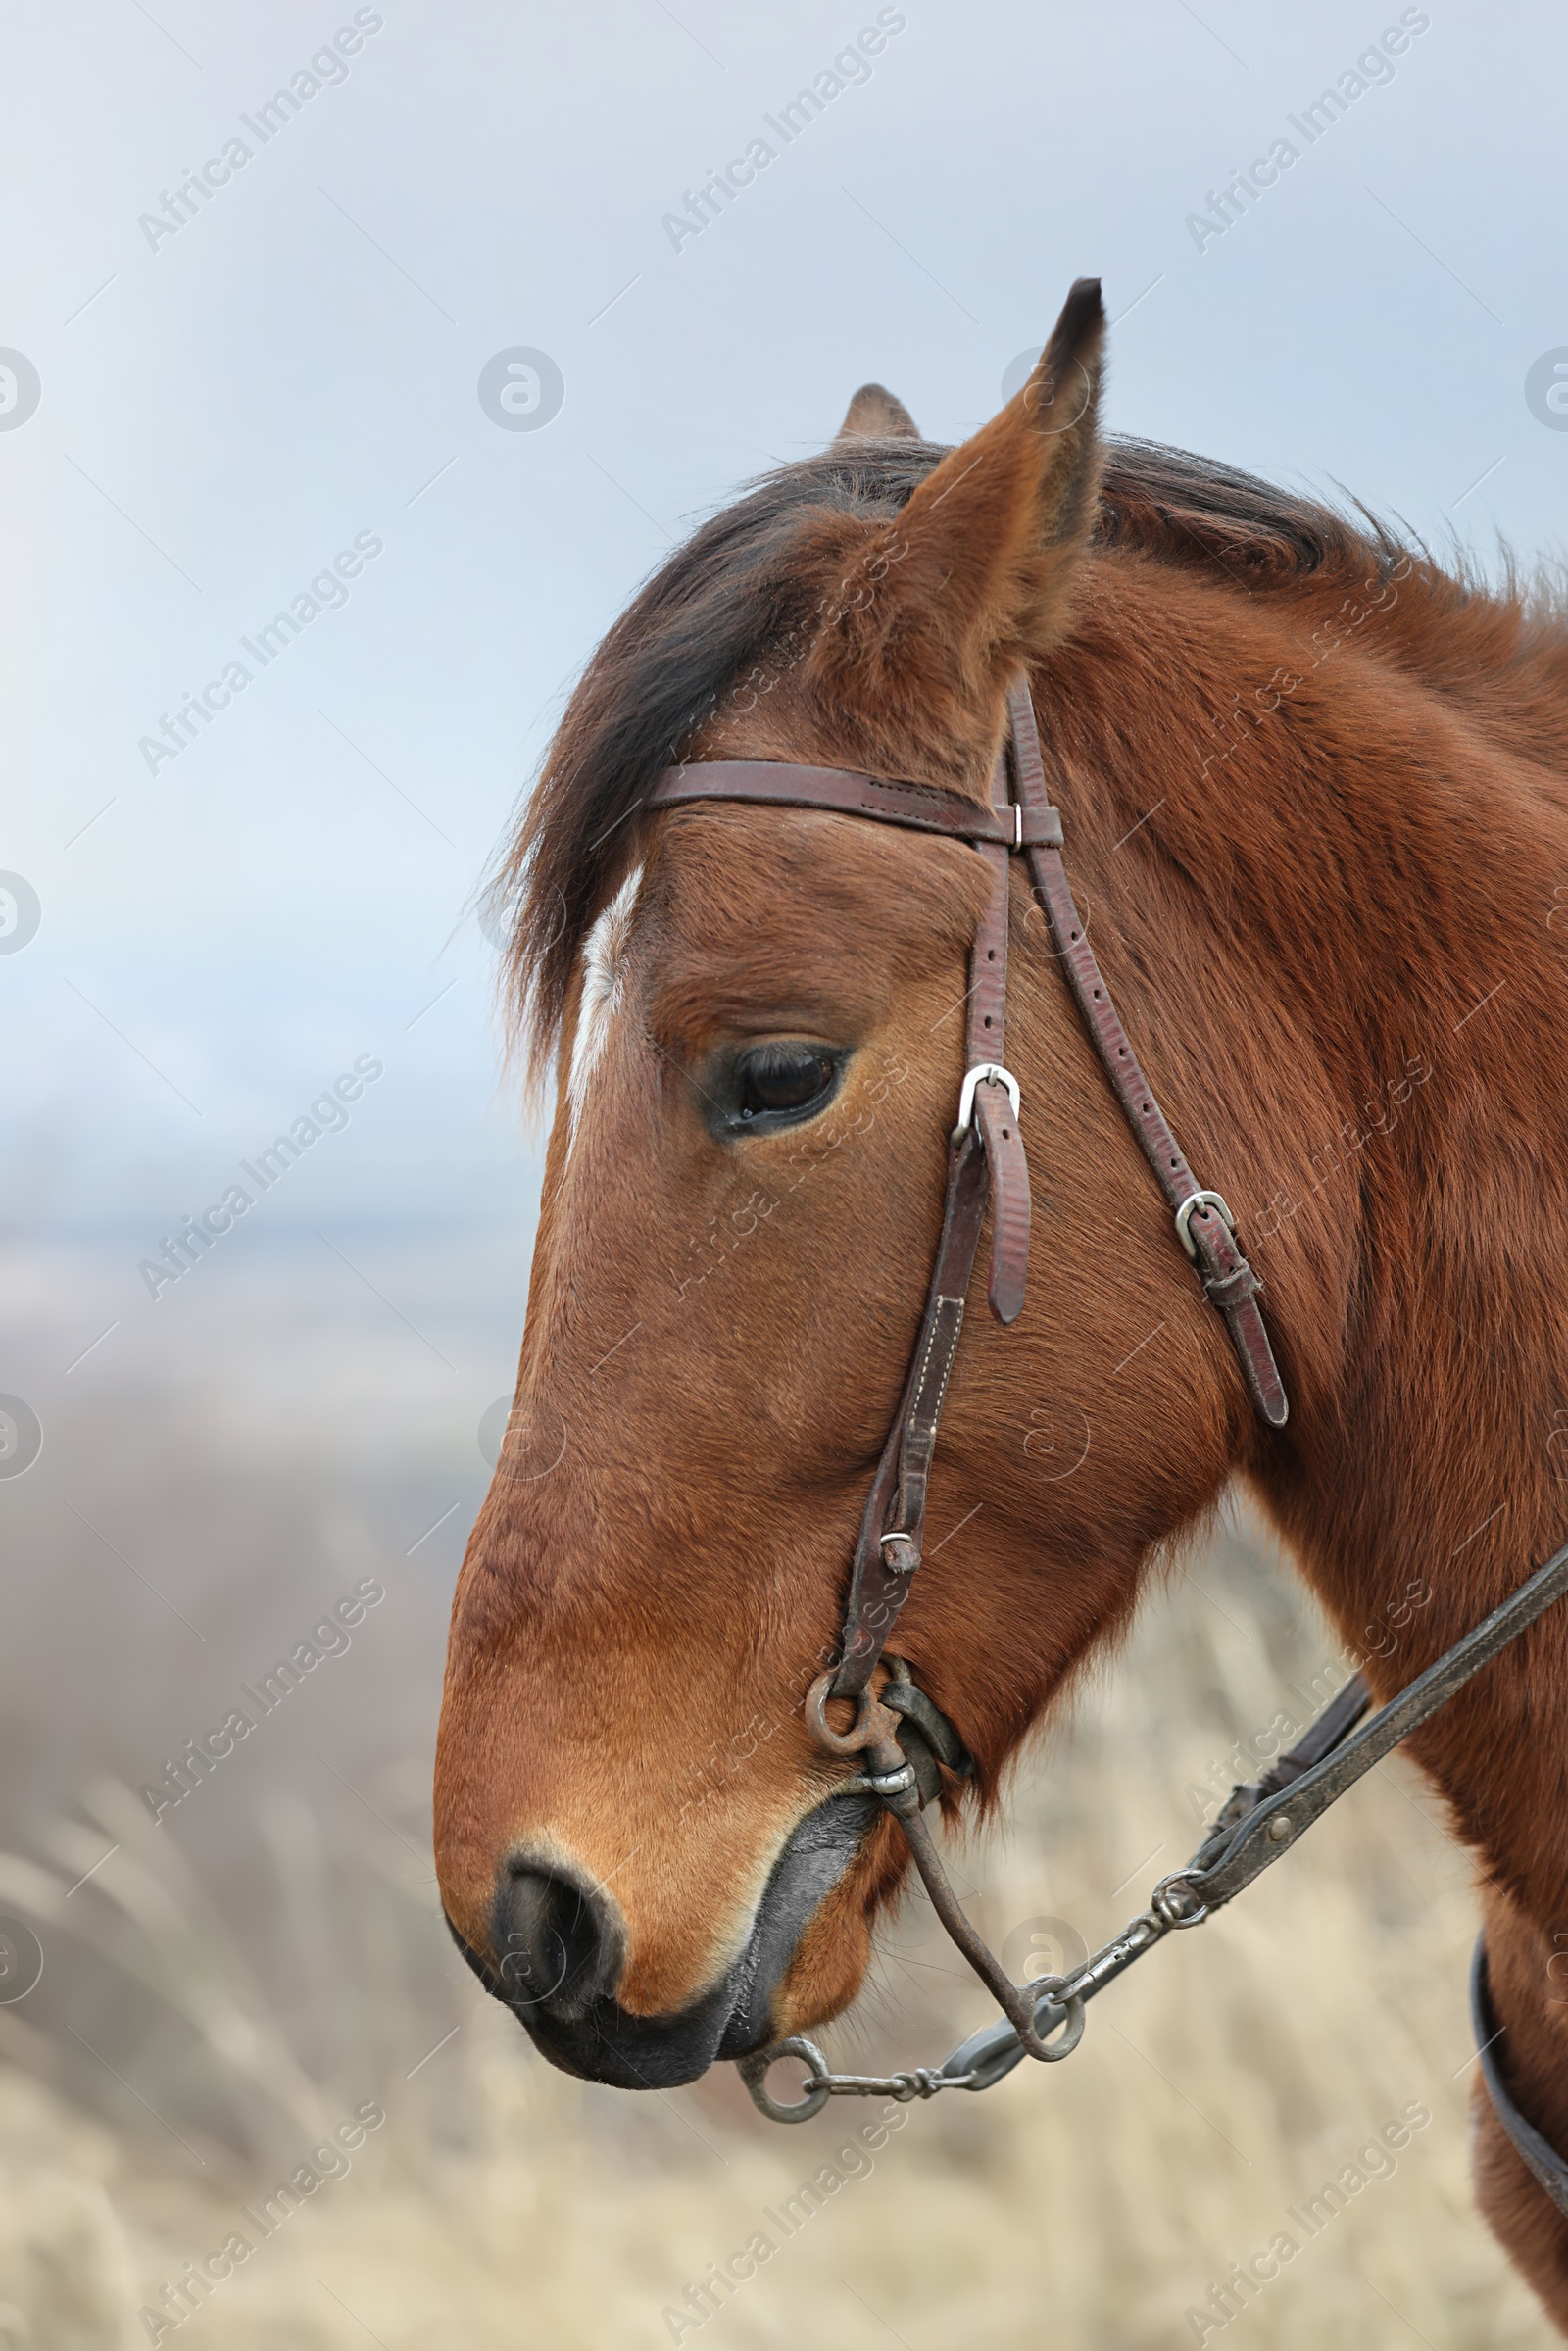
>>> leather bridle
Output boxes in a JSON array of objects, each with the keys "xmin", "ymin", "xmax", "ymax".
[
  {"xmin": 656, "ymin": 677, "xmax": 1284, "ymax": 1684},
  {"xmin": 647, "ymin": 675, "xmax": 1568, "ymax": 2197}
]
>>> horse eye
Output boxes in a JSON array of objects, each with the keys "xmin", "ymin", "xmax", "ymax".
[{"xmin": 737, "ymin": 1044, "xmax": 836, "ymax": 1121}]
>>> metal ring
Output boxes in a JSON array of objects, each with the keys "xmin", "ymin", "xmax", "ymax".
[
  {"xmin": 1173, "ymin": 1189, "xmax": 1236, "ymax": 1263},
  {"xmin": 1026, "ymin": 1984, "xmax": 1087, "ymax": 2062},
  {"xmin": 805, "ymin": 1671, "xmax": 880, "ymax": 1758},
  {"xmin": 737, "ymin": 2037, "xmax": 832, "ymax": 2124},
  {"xmin": 957, "ymin": 1062, "xmax": 1022, "ymax": 1132}
]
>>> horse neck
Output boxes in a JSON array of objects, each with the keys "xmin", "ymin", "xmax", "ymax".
[{"xmin": 1035, "ymin": 553, "xmax": 1568, "ymax": 1922}]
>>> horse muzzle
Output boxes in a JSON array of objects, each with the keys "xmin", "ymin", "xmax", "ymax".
[{"xmin": 445, "ymin": 1792, "xmax": 878, "ymax": 2089}]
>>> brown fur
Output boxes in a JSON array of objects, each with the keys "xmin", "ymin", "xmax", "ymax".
[{"xmin": 438, "ymin": 281, "xmax": 1568, "ymax": 2327}]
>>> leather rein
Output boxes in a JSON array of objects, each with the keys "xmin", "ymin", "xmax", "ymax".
[{"xmin": 647, "ymin": 676, "xmax": 1568, "ymax": 2191}]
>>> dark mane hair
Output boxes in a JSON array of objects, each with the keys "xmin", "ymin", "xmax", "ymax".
[{"xmin": 491, "ymin": 437, "xmax": 1399, "ymax": 1082}]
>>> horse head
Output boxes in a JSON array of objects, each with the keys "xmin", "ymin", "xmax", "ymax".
[{"xmin": 433, "ymin": 279, "xmax": 1270, "ymax": 2086}]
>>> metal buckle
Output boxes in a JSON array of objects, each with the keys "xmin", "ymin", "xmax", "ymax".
[
  {"xmin": 1173, "ymin": 1188, "xmax": 1236, "ymax": 1262},
  {"xmin": 957, "ymin": 1062, "xmax": 1021, "ymax": 1132}
]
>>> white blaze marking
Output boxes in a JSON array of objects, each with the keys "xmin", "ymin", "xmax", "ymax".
[{"xmin": 567, "ymin": 864, "xmax": 643, "ymax": 1151}]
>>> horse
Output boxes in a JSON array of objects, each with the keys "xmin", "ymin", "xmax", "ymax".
[{"xmin": 433, "ymin": 277, "xmax": 1568, "ymax": 2328}]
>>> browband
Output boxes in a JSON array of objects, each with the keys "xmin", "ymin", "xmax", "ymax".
[{"xmin": 650, "ymin": 759, "xmax": 1063, "ymax": 849}]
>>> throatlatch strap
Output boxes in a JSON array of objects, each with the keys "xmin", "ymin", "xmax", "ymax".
[
  {"xmin": 1472, "ymin": 1939, "xmax": 1568, "ymax": 2218},
  {"xmin": 1005, "ymin": 680, "xmax": 1289, "ymax": 1429}
]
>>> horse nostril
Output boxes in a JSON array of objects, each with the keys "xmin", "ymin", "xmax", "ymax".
[{"xmin": 494, "ymin": 1863, "xmax": 620, "ymax": 2021}]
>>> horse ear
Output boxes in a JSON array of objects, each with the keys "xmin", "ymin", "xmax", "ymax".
[
  {"xmin": 860, "ymin": 277, "xmax": 1105, "ymax": 670},
  {"xmin": 835, "ymin": 382, "xmax": 920, "ymax": 441}
]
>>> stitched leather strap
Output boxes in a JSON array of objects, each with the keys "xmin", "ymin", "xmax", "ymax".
[
  {"xmin": 650, "ymin": 759, "xmax": 1063, "ymax": 848},
  {"xmin": 1005, "ymin": 681, "xmax": 1288, "ymax": 1429},
  {"xmin": 974, "ymin": 1088, "xmax": 1029, "ymax": 1324},
  {"xmin": 967, "ymin": 739, "xmax": 1030, "ymax": 1325},
  {"xmin": 832, "ymin": 1129, "xmax": 991, "ymax": 1695},
  {"xmin": 1192, "ymin": 1671, "xmax": 1373, "ymax": 1866},
  {"xmin": 829, "ymin": 736, "xmax": 1033, "ymax": 1694},
  {"xmin": 1256, "ymin": 1672, "xmax": 1371, "ymax": 1790}
]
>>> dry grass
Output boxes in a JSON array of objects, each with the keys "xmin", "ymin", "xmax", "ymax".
[{"xmin": 0, "ymin": 1505, "xmax": 1554, "ymax": 2349}]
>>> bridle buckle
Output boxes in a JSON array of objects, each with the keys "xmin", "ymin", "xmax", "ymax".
[
  {"xmin": 1173, "ymin": 1188, "xmax": 1236, "ymax": 1263},
  {"xmin": 957, "ymin": 1061, "xmax": 1021, "ymax": 1133}
]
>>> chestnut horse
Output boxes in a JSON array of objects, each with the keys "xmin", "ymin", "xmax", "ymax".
[{"xmin": 434, "ymin": 281, "xmax": 1568, "ymax": 2326}]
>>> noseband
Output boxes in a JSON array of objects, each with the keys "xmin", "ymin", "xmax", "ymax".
[{"xmin": 647, "ymin": 677, "xmax": 1568, "ymax": 2174}]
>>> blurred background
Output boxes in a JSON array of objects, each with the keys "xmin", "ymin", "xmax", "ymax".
[{"xmin": 1, "ymin": 1, "xmax": 1563, "ymax": 2343}]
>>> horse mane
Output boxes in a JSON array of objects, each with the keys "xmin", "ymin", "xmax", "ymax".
[{"xmin": 488, "ymin": 435, "xmax": 1514, "ymax": 1087}]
